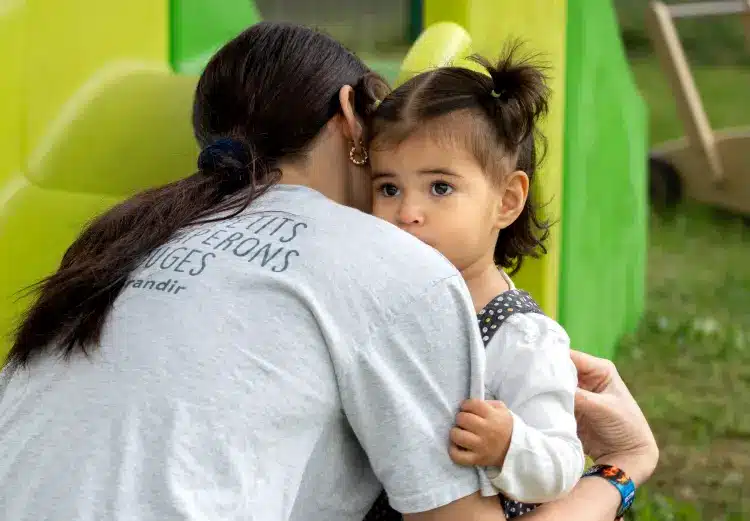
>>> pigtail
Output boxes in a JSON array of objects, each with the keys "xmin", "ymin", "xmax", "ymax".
[
  {"xmin": 470, "ymin": 43, "xmax": 553, "ymax": 275},
  {"xmin": 468, "ymin": 43, "xmax": 550, "ymax": 150},
  {"xmin": 353, "ymin": 71, "xmax": 391, "ymax": 120}
]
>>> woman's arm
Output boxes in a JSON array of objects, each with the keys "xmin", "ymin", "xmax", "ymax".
[
  {"xmin": 403, "ymin": 470, "xmax": 621, "ymax": 521},
  {"xmin": 521, "ymin": 476, "xmax": 620, "ymax": 521},
  {"xmin": 525, "ymin": 351, "xmax": 660, "ymax": 520}
]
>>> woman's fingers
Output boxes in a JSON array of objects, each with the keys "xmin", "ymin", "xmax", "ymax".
[
  {"xmin": 573, "ymin": 383, "xmax": 660, "ymax": 487},
  {"xmin": 570, "ymin": 349, "xmax": 615, "ymax": 393}
]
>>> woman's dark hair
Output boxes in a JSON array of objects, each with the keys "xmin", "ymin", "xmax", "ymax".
[
  {"xmin": 367, "ymin": 41, "xmax": 551, "ymax": 275},
  {"xmin": 7, "ymin": 22, "xmax": 387, "ymax": 369}
]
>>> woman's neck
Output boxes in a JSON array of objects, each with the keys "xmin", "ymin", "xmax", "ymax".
[{"xmin": 460, "ymin": 258, "xmax": 511, "ymax": 313}]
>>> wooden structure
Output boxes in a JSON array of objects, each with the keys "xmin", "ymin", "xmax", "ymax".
[{"xmin": 646, "ymin": 0, "xmax": 750, "ymax": 214}]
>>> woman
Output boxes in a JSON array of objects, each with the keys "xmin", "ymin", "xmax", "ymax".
[{"xmin": 0, "ymin": 22, "xmax": 656, "ymax": 521}]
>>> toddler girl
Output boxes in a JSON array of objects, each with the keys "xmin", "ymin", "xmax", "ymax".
[{"xmin": 364, "ymin": 45, "xmax": 584, "ymax": 519}]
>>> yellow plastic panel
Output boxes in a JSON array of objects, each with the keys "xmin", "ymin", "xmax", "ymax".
[
  {"xmin": 0, "ymin": 0, "xmax": 24, "ymax": 191},
  {"xmin": 0, "ymin": 1, "xmax": 204, "ymax": 362},
  {"xmin": 0, "ymin": 0, "xmax": 24, "ymax": 358},
  {"xmin": 25, "ymin": 0, "xmax": 169, "ymax": 172},
  {"xmin": 26, "ymin": 67, "xmax": 199, "ymax": 196},
  {"xmin": 0, "ymin": 69, "xmax": 200, "ymax": 361},
  {"xmin": 424, "ymin": 0, "xmax": 567, "ymax": 318},
  {"xmin": 0, "ymin": 180, "xmax": 120, "ymax": 357},
  {"xmin": 396, "ymin": 22, "xmax": 472, "ymax": 86}
]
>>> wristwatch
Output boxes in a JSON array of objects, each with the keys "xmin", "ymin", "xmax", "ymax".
[{"xmin": 581, "ymin": 464, "xmax": 636, "ymax": 520}]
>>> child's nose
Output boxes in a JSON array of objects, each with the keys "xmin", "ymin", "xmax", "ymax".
[{"xmin": 397, "ymin": 202, "xmax": 424, "ymax": 225}]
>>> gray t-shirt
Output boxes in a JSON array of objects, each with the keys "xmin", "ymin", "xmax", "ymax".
[{"xmin": 0, "ymin": 184, "xmax": 493, "ymax": 521}]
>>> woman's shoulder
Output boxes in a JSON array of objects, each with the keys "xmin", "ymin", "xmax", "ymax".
[
  {"xmin": 253, "ymin": 184, "xmax": 462, "ymax": 305},
  {"xmin": 333, "ymin": 211, "xmax": 462, "ymax": 304}
]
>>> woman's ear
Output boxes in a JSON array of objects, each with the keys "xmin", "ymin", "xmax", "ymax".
[
  {"xmin": 495, "ymin": 171, "xmax": 530, "ymax": 229},
  {"xmin": 338, "ymin": 85, "xmax": 364, "ymax": 145}
]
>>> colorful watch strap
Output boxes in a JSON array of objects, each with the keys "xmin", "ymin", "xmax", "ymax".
[{"xmin": 582, "ymin": 464, "xmax": 636, "ymax": 519}]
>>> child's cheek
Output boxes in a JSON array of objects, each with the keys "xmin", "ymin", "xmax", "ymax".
[{"xmin": 370, "ymin": 198, "xmax": 388, "ymax": 220}]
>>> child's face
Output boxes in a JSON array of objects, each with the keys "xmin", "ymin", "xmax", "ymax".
[{"xmin": 370, "ymin": 132, "xmax": 504, "ymax": 272}]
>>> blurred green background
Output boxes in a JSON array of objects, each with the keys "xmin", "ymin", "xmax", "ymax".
[{"xmin": 612, "ymin": 1, "xmax": 750, "ymax": 520}]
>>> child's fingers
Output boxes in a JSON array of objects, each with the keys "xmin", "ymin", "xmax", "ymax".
[
  {"xmin": 449, "ymin": 443, "xmax": 479, "ymax": 467},
  {"xmin": 449, "ymin": 427, "xmax": 482, "ymax": 451},
  {"xmin": 460, "ymin": 399, "xmax": 493, "ymax": 418},
  {"xmin": 455, "ymin": 411, "xmax": 486, "ymax": 433},
  {"xmin": 485, "ymin": 400, "xmax": 508, "ymax": 411}
]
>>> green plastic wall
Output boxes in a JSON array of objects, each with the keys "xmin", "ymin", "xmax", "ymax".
[
  {"xmin": 170, "ymin": 0, "xmax": 261, "ymax": 74},
  {"xmin": 558, "ymin": 0, "xmax": 649, "ymax": 359}
]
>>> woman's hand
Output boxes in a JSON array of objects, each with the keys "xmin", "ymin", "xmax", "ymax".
[{"xmin": 571, "ymin": 350, "xmax": 659, "ymax": 486}]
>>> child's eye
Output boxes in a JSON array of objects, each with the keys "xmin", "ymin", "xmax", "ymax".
[
  {"xmin": 379, "ymin": 184, "xmax": 400, "ymax": 197},
  {"xmin": 431, "ymin": 182, "xmax": 454, "ymax": 196}
]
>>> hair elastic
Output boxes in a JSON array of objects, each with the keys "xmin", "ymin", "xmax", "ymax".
[
  {"xmin": 197, "ymin": 137, "xmax": 249, "ymax": 171},
  {"xmin": 490, "ymin": 89, "xmax": 503, "ymax": 99}
]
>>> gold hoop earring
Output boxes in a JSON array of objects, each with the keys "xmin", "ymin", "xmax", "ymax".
[{"xmin": 349, "ymin": 142, "xmax": 368, "ymax": 166}]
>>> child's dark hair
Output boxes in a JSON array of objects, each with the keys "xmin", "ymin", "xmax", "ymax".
[
  {"xmin": 368, "ymin": 41, "xmax": 551, "ymax": 275},
  {"xmin": 6, "ymin": 22, "xmax": 388, "ymax": 370}
]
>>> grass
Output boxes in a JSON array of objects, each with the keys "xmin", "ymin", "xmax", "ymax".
[
  {"xmin": 621, "ymin": 206, "xmax": 750, "ymax": 520},
  {"xmin": 618, "ymin": 57, "xmax": 750, "ymax": 520}
]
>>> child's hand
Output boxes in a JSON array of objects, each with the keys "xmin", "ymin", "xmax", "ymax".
[{"xmin": 449, "ymin": 399, "xmax": 513, "ymax": 469}]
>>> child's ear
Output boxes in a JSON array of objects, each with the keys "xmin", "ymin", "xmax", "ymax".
[{"xmin": 494, "ymin": 171, "xmax": 529, "ymax": 229}]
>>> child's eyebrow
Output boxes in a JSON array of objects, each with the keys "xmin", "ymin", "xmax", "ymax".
[
  {"xmin": 371, "ymin": 171, "xmax": 396, "ymax": 180},
  {"xmin": 418, "ymin": 168, "xmax": 461, "ymax": 177}
]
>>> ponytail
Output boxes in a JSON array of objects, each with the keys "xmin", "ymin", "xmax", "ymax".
[
  {"xmin": 8, "ymin": 139, "xmax": 279, "ymax": 370},
  {"xmin": 353, "ymin": 71, "xmax": 391, "ymax": 121},
  {"xmin": 471, "ymin": 43, "xmax": 550, "ymax": 154}
]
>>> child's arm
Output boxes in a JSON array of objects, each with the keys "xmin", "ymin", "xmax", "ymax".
[{"xmin": 449, "ymin": 313, "xmax": 584, "ymax": 504}]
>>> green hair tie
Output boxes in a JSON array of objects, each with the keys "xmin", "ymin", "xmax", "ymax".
[
  {"xmin": 490, "ymin": 89, "xmax": 503, "ymax": 99},
  {"xmin": 373, "ymin": 99, "xmax": 382, "ymax": 109}
]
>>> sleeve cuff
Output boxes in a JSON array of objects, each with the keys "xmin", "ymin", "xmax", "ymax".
[
  {"xmin": 487, "ymin": 410, "xmax": 528, "ymax": 494},
  {"xmin": 488, "ymin": 411, "xmax": 584, "ymax": 503}
]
